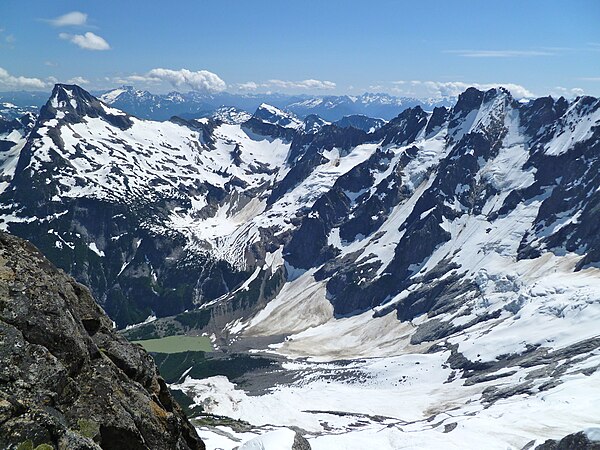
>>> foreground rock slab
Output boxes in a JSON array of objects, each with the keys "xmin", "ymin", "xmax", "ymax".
[{"xmin": 0, "ymin": 232, "xmax": 205, "ymax": 450}]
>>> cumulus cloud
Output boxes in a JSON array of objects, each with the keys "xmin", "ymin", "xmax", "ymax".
[
  {"xmin": 59, "ymin": 32, "xmax": 110, "ymax": 50},
  {"xmin": 0, "ymin": 67, "xmax": 47, "ymax": 90},
  {"xmin": 48, "ymin": 11, "xmax": 88, "ymax": 27},
  {"xmin": 391, "ymin": 80, "xmax": 535, "ymax": 99},
  {"xmin": 550, "ymin": 86, "xmax": 585, "ymax": 98},
  {"xmin": 237, "ymin": 81, "xmax": 260, "ymax": 91},
  {"xmin": 67, "ymin": 76, "xmax": 90, "ymax": 85},
  {"xmin": 131, "ymin": 68, "xmax": 227, "ymax": 93},
  {"xmin": 58, "ymin": 31, "xmax": 110, "ymax": 50},
  {"xmin": 235, "ymin": 79, "xmax": 336, "ymax": 92}
]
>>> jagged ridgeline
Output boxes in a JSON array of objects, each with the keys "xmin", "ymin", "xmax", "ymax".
[
  {"xmin": 0, "ymin": 232, "xmax": 205, "ymax": 449},
  {"xmin": 0, "ymin": 83, "xmax": 599, "ymax": 338}
]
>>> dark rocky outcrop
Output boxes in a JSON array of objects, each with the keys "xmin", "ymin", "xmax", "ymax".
[
  {"xmin": 242, "ymin": 104, "xmax": 300, "ymax": 141},
  {"xmin": 374, "ymin": 106, "xmax": 428, "ymax": 147},
  {"xmin": 39, "ymin": 84, "xmax": 133, "ymax": 130},
  {"xmin": 0, "ymin": 232, "xmax": 205, "ymax": 450},
  {"xmin": 0, "ymin": 113, "xmax": 36, "ymax": 136},
  {"xmin": 534, "ymin": 431, "xmax": 600, "ymax": 450},
  {"xmin": 333, "ymin": 115, "xmax": 385, "ymax": 133},
  {"xmin": 292, "ymin": 432, "xmax": 312, "ymax": 450}
]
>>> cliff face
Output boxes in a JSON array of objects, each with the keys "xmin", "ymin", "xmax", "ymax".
[{"xmin": 0, "ymin": 232, "xmax": 205, "ymax": 450}]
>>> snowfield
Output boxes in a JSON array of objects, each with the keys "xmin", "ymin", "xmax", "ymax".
[
  {"xmin": 179, "ymin": 341, "xmax": 599, "ymax": 449},
  {"xmin": 177, "ymin": 248, "xmax": 600, "ymax": 449}
]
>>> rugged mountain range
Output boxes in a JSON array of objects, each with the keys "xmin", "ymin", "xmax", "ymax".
[
  {"xmin": 0, "ymin": 87, "xmax": 452, "ymax": 122},
  {"xmin": 0, "ymin": 91, "xmax": 48, "ymax": 120},
  {"xmin": 99, "ymin": 86, "xmax": 451, "ymax": 121},
  {"xmin": 283, "ymin": 92, "xmax": 451, "ymax": 121},
  {"xmin": 0, "ymin": 83, "xmax": 599, "ymax": 447},
  {"xmin": 1, "ymin": 84, "xmax": 600, "ymax": 328}
]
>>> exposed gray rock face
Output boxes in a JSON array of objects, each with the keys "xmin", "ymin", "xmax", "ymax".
[
  {"xmin": 0, "ymin": 232, "xmax": 205, "ymax": 450},
  {"xmin": 534, "ymin": 431, "xmax": 600, "ymax": 450},
  {"xmin": 292, "ymin": 432, "xmax": 312, "ymax": 450}
]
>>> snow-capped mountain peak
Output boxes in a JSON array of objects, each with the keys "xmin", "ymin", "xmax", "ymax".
[
  {"xmin": 252, "ymin": 103, "xmax": 302, "ymax": 129},
  {"xmin": 49, "ymin": 83, "xmax": 94, "ymax": 112},
  {"xmin": 99, "ymin": 86, "xmax": 130, "ymax": 104},
  {"xmin": 210, "ymin": 106, "xmax": 252, "ymax": 124},
  {"xmin": 42, "ymin": 83, "xmax": 131, "ymax": 129},
  {"xmin": 99, "ymin": 85, "xmax": 151, "ymax": 104}
]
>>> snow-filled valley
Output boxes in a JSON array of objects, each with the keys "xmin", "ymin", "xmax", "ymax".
[
  {"xmin": 177, "ymin": 261, "xmax": 600, "ymax": 449},
  {"xmin": 1, "ymin": 84, "xmax": 600, "ymax": 449}
]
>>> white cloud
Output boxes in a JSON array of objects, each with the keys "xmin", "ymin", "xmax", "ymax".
[
  {"xmin": 235, "ymin": 79, "xmax": 336, "ymax": 92},
  {"xmin": 49, "ymin": 11, "xmax": 88, "ymax": 27},
  {"xmin": 268, "ymin": 79, "xmax": 336, "ymax": 90},
  {"xmin": 121, "ymin": 75, "xmax": 150, "ymax": 83},
  {"xmin": 67, "ymin": 76, "xmax": 90, "ymax": 85},
  {"xmin": 237, "ymin": 81, "xmax": 260, "ymax": 91},
  {"xmin": 571, "ymin": 88, "xmax": 585, "ymax": 96},
  {"xmin": 446, "ymin": 49, "xmax": 554, "ymax": 58},
  {"xmin": 131, "ymin": 68, "xmax": 227, "ymax": 93},
  {"xmin": 0, "ymin": 67, "xmax": 47, "ymax": 90},
  {"xmin": 550, "ymin": 86, "xmax": 585, "ymax": 98},
  {"xmin": 59, "ymin": 32, "xmax": 110, "ymax": 51},
  {"xmin": 391, "ymin": 80, "xmax": 535, "ymax": 99}
]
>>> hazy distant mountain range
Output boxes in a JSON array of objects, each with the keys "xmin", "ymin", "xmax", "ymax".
[{"xmin": 0, "ymin": 86, "xmax": 453, "ymax": 121}]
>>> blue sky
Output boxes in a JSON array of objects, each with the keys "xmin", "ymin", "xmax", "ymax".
[{"xmin": 1, "ymin": 0, "xmax": 599, "ymax": 98}]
